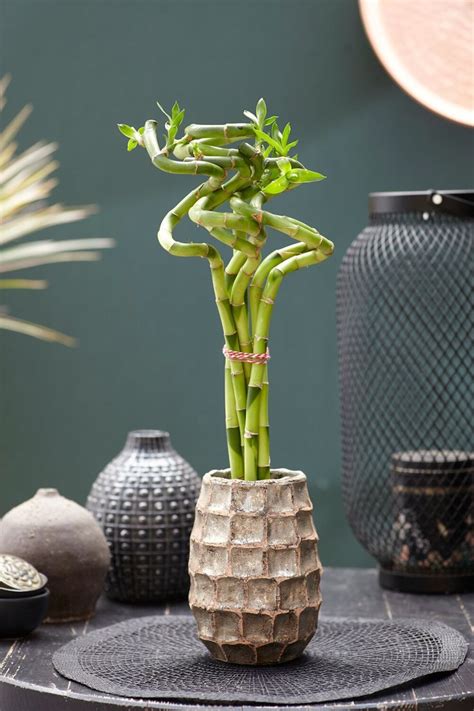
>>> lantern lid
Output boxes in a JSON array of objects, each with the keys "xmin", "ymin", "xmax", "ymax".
[{"xmin": 369, "ymin": 190, "xmax": 474, "ymax": 218}]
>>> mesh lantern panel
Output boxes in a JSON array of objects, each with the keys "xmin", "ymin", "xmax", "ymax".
[{"xmin": 337, "ymin": 192, "xmax": 473, "ymax": 592}]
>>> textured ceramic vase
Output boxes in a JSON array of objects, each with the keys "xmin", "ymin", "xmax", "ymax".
[
  {"xmin": 0, "ymin": 489, "xmax": 110, "ymax": 622},
  {"xmin": 189, "ymin": 469, "xmax": 322, "ymax": 665},
  {"xmin": 87, "ymin": 430, "xmax": 201, "ymax": 602}
]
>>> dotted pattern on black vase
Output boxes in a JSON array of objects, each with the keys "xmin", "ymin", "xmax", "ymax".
[{"xmin": 86, "ymin": 431, "xmax": 201, "ymax": 602}]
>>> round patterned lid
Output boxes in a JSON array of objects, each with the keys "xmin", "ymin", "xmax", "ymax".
[
  {"xmin": 359, "ymin": 0, "xmax": 474, "ymax": 127},
  {"xmin": 391, "ymin": 450, "xmax": 474, "ymax": 471},
  {"xmin": 0, "ymin": 554, "xmax": 47, "ymax": 592}
]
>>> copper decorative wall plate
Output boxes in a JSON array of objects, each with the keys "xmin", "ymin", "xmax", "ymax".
[{"xmin": 359, "ymin": 0, "xmax": 474, "ymax": 127}]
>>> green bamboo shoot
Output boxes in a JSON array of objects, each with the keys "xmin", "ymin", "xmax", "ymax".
[{"xmin": 119, "ymin": 99, "xmax": 334, "ymax": 480}]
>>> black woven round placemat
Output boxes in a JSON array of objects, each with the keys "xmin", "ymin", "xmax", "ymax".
[{"xmin": 53, "ymin": 615, "xmax": 467, "ymax": 705}]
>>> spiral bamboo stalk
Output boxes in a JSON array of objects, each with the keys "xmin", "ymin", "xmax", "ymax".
[
  {"xmin": 120, "ymin": 100, "xmax": 334, "ymax": 480},
  {"xmin": 230, "ymin": 193, "xmax": 267, "ymax": 379}
]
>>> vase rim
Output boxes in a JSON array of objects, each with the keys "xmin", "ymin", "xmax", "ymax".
[
  {"xmin": 123, "ymin": 430, "xmax": 172, "ymax": 454},
  {"xmin": 35, "ymin": 488, "xmax": 60, "ymax": 497},
  {"xmin": 128, "ymin": 429, "xmax": 170, "ymax": 438},
  {"xmin": 203, "ymin": 468, "xmax": 306, "ymax": 486}
]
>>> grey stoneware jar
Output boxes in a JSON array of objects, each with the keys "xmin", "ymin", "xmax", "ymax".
[
  {"xmin": 87, "ymin": 430, "xmax": 201, "ymax": 603},
  {"xmin": 189, "ymin": 469, "xmax": 322, "ymax": 665},
  {"xmin": 0, "ymin": 488, "xmax": 110, "ymax": 622}
]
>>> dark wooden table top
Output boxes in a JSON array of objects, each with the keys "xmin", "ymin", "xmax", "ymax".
[{"xmin": 0, "ymin": 568, "xmax": 472, "ymax": 711}]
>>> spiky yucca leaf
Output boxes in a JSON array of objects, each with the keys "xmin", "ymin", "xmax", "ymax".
[{"xmin": 0, "ymin": 75, "xmax": 114, "ymax": 345}]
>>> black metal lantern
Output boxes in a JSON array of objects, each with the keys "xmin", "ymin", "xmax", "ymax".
[{"xmin": 337, "ymin": 190, "xmax": 473, "ymax": 593}]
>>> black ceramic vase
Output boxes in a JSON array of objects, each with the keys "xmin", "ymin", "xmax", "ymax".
[{"xmin": 87, "ymin": 430, "xmax": 201, "ymax": 603}]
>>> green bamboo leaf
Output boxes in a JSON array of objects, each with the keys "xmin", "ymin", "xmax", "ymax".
[
  {"xmin": 167, "ymin": 125, "xmax": 177, "ymax": 144},
  {"xmin": 174, "ymin": 109, "xmax": 185, "ymax": 127},
  {"xmin": 263, "ymin": 175, "xmax": 289, "ymax": 195},
  {"xmin": 287, "ymin": 168, "xmax": 326, "ymax": 183},
  {"xmin": 265, "ymin": 115, "xmax": 278, "ymax": 125},
  {"xmin": 243, "ymin": 110, "xmax": 258, "ymax": 123},
  {"xmin": 254, "ymin": 129, "xmax": 281, "ymax": 153},
  {"xmin": 263, "ymin": 145, "xmax": 273, "ymax": 157},
  {"xmin": 276, "ymin": 157, "xmax": 292, "ymax": 174},
  {"xmin": 256, "ymin": 98, "xmax": 267, "ymax": 125},
  {"xmin": 117, "ymin": 124, "xmax": 135, "ymax": 139},
  {"xmin": 156, "ymin": 100, "xmax": 171, "ymax": 120},
  {"xmin": 281, "ymin": 122, "xmax": 291, "ymax": 146},
  {"xmin": 127, "ymin": 138, "xmax": 138, "ymax": 151},
  {"xmin": 286, "ymin": 140, "xmax": 299, "ymax": 150},
  {"xmin": 171, "ymin": 101, "xmax": 180, "ymax": 118},
  {"xmin": 138, "ymin": 127, "xmax": 145, "ymax": 135}
]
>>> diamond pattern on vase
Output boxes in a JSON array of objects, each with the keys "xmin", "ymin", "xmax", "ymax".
[{"xmin": 189, "ymin": 469, "xmax": 322, "ymax": 665}]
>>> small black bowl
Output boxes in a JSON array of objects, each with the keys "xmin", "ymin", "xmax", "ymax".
[{"xmin": 0, "ymin": 588, "xmax": 49, "ymax": 638}]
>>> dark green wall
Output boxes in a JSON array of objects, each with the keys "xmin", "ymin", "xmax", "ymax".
[{"xmin": 1, "ymin": 0, "xmax": 472, "ymax": 567}]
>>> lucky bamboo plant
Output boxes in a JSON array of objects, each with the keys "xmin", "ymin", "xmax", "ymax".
[{"xmin": 118, "ymin": 99, "xmax": 334, "ymax": 481}]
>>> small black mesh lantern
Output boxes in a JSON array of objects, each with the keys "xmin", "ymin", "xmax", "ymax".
[{"xmin": 337, "ymin": 190, "xmax": 473, "ymax": 593}]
